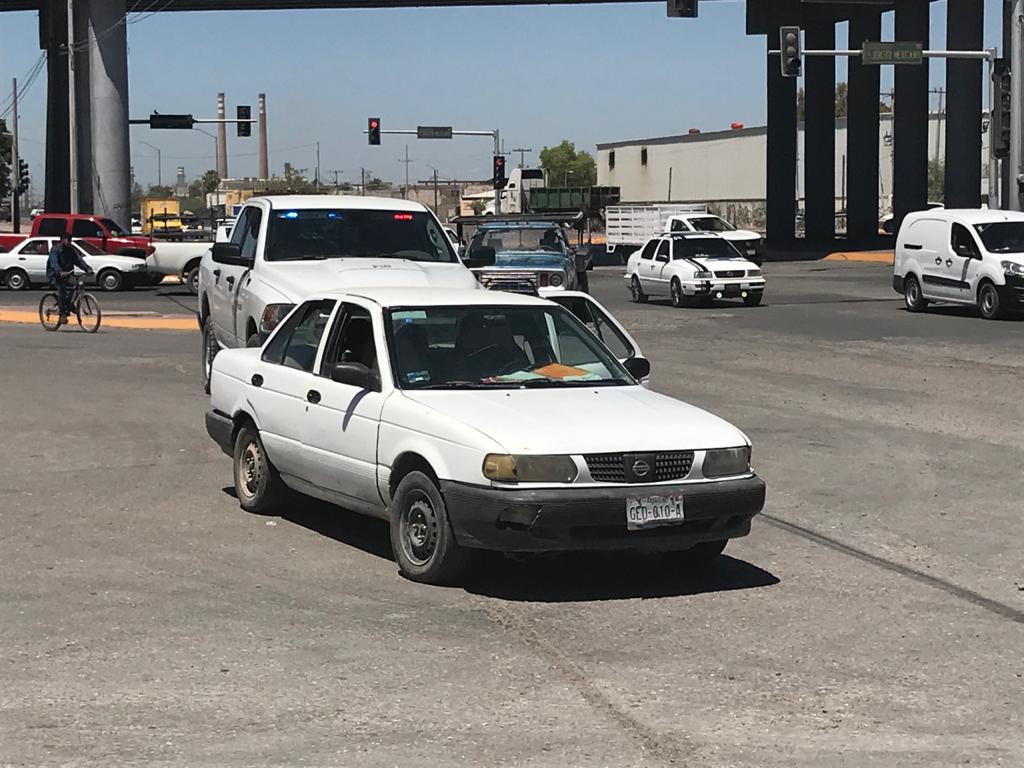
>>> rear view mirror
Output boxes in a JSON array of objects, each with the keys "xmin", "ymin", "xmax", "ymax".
[
  {"xmin": 330, "ymin": 362, "xmax": 381, "ymax": 392},
  {"xmin": 212, "ymin": 242, "xmax": 252, "ymax": 267},
  {"xmin": 464, "ymin": 245, "xmax": 496, "ymax": 269},
  {"xmin": 623, "ymin": 357, "xmax": 651, "ymax": 380}
]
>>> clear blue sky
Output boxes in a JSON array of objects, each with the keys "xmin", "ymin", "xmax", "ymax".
[{"xmin": 0, "ymin": 0, "xmax": 1006, "ymax": 192}]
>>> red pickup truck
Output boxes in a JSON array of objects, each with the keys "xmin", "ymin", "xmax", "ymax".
[{"xmin": 0, "ymin": 213, "xmax": 154, "ymax": 258}]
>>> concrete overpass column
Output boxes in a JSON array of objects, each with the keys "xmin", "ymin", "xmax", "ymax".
[
  {"xmin": 766, "ymin": 36, "xmax": 798, "ymax": 247},
  {"xmin": 944, "ymin": 0, "xmax": 984, "ymax": 208},
  {"xmin": 846, "ymin": 9, "xmax": 881, "ymax": 243},
  {"xmin": 804, "ymin": 19, "xmax": 836, "ymax": 243},
  {"xmin": 83, "ymin": 0, "xmax": 130, "ymax": 228},
  {"xmin": 893, "ymin": 0, "xmax": 931, "ymax": 231},
  {"xmin": 42, "ymin": 0, "xmax": 70, "ymax": 213}
]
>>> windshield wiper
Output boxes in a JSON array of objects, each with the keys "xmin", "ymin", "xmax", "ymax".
[
  {"xmin": 516, "ymin": 378, "xmax": 626, "ymax": 388},
  {"xmin": 413, "ymin": 381, "xmax": 497, "ymax": 390}
]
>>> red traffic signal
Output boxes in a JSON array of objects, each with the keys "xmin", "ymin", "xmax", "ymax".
[
  {"xmin": 493, "ymin": 155, "xmax": 506, "ymax": 189},
  {"xmin": 368, "ymin": 117, "xmax": 381, "ymax": 145}
]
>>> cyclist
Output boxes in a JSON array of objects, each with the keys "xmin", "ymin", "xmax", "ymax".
[{"xmin": 46, "ymin": 233, "xmax": 93, "ymax": 325}]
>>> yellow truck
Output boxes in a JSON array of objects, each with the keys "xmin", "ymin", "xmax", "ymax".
[{"xmin": 142, "ymin": 198, "xmax": 183, "ymax": 237}]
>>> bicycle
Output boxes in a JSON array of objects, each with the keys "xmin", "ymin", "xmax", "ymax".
[{"xmin": 39, "ymin": 273, "xmax": 102, "ymax": 333}]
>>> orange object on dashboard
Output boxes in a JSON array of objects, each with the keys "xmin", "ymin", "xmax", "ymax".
[{"xmin": 532, "ymin": 363, "xmax": 589, "ymax": 379}]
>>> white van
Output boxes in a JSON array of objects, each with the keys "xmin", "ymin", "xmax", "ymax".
[{"xmin": 894, "ymin": 209, "xmax": 1024, "ymax": 320}]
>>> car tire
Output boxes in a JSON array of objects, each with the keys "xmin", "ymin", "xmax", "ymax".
[
  {"xmin": 233, "ymin": 423, "xmax": 286, "ymax": 515},
  {"xmin": 629, "ymin": 275, "xmax": 648, "ymax": 304},
  {"xmin": 670, "ymin": 278, "xmax": 686, "ymax": 308},
  {"xmin": 202, "ymin": 320, "xmax": 219, "ymax": 394},
  {"xmin": 186, "ymin": 266, "xmax": 200, "ymax": 295},
  {"xmin": 5, "ymin": 267, "xmax": 29, "ymax": 291},
  {"xmin": 903, "ymin": 274, "xmax": 927, "ymax": 313},
  {"xmin": 978, "ymin": 281, "xmax": 1003, "ymax": 320},
  {"xmin": 390, "ymin": 470, "xmax": 471, "ymax": 585},
  {"xmin": 742, "ymin": 292, "xmax": 763, "ymax": 307},
  {"xmin": 246, "ymin": 334, "xmax": 262, "ymax": 348},
  {"xmin": 97, "ymin": 268, "xmax": 123, "ymax": 292}
]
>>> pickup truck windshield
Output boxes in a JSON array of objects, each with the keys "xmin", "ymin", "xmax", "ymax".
[
  {"xmin": 265, "ymin": 209, "xmax": 457, "ymax": 263},
  {"xmin": 386, "ymin": 305, "xmax": 633, "ymax": 390},
  {"xmin": 974, "ymin": 222, "xmax": 1024, "ymax": 253},
  {"xmin": 471, "ymin": 227, "xmax": 565, "ymax": 253},
  {"xmin": 674, "ymin": 238, "xmax": 741, "ymax": 260},
  {"xmin": 686, "ymin": 216, "xmax": 735, "ymax": 233},
  {"xmin": 100, "ymin": 218, "xmax": 126, "ymax": 236}
]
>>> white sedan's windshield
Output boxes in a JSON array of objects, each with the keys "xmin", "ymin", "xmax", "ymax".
[{"xmin": 386, "ymin": 305, "xmax": 633, "ymax": 389}]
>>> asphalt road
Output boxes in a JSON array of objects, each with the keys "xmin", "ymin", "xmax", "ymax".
[{"xmin": 1, "ymin": 262, "xmax": 1022, "ymax": 767}]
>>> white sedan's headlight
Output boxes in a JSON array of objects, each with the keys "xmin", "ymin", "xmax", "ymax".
[
  {"xmin": 260, "ymin": 303, "xmax": 295, "ymax": 334},
  {"xmin": 694, "ymin": 270, "xmax": 713, "ymax": 279},
  {"xmin": 483, "ymin": 454, "xmax": 578, "ymax": 483},
  {"xmin": 548, "ymin": 273, "xmax": 564, "ymax": 287},
  {"xmin": 1001, "ymin": 260, "xmax": 1024, "ymax": 276},
  {"xmin": 703, "ymin": 446, "xmax": 751, "ymax": 478}
]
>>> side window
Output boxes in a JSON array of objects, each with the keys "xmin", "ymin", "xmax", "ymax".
[
  {"xmin": 655, "ymin": 239, "xmax": 670, "ymax": 262},
  {"xmin": 608, "ymin": 151, "xmax": 615, "ymax": 171},
  {"xmin": 951, "ymin": 224, "xmax": 978, "ymax": 258},
  {"xmin": 21, "ymin": 240, "xmax": 50, "ymax": 255},
  {"xmin": 552, "ymin": 296, "xmax": 633, "ymax": 360},
  {"xmin": 262, "ymin": 300, "xmax": 335, "ymax": 370},
  {"xmin": 639, "ymin": 240, "xmax": 657, "ymax": 261},
  {"xmin": 320, "ymin": 304, "xmax": 378, "ymax": 375},
  {"xmin": 229, "ymin": 209, "xmax": 251, "ymax": 247},
  {"xmin": 670, "ymin": 219, "xmax": 686, "ymax": 232},
  {"xmin": 72, "ymin": 219, "xmax": 103, "ymax": 238},
  {"xmin": 37, "ymin": 218, "xmax": 66, "ymax": 237},
  {"xmin": 239, "ymin": 208, "xmax": 263, "ymax": 262}
]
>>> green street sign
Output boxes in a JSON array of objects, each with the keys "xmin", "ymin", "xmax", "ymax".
[
  {"xmin": 416, "ymin": 126, "xmax": 453, "ymax": 140},
  {"xmin": 862, "ymin": 41, "xmax": 924, "ymax": 65}
]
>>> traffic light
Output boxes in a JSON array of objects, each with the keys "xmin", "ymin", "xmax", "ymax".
[
  {"xmin": 666, "ymin": 0, "xmax": 697, "ymax": 17},
  {"xmin": 368, "ymin": 117, "xmax": 381, "ymax": 146},
  {"xmin": 780, "ymin": 26, "xmax": 802, "ymax": 78},
  {"xmin": 992, "ymin": 58, "xmax": 1011, "ymax": 160},
  {"xmin": 17, "ymin": 159, "xmax": 29, "ymax": 195},
  {"xmin": 493, "ymin": 155, "xmax": 507, "ymax": 189},
  {"xmin": 149, "ymin": 113, "xmax": 195, "ymax": 130},
  {"xmin": 237, "ymin": 105, "xmax": 252, "ymax": 137}
]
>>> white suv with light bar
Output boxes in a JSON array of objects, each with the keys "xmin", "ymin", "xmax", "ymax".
[{"xmin": 205, "ymin": 287, "xmax": 765, "ymax": 585}]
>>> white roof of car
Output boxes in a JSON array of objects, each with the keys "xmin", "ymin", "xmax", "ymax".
[
  {"xmin": 320, "ymin": 287, "xmax": 552, "ymax": 309},
  {"xmin": 906, "ymin": 208, "xmax": 1024, "ymax": 226},
  {"xmin": 247, "ymin": 195, "xmax": 428, "ymax": 213}
]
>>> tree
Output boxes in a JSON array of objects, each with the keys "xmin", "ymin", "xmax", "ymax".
[
  {"xmin": 539, "ymin": 140, "xmax": 597, "ymax": 187},
  {"xmin": 147, "ymin": 184, "xmax": 174, "ymax": 198},
  {"xmin": 797, "ymin": 82, "xmax": 891, "ymax": 121},
  {"xmin": 927, "ymin": 159, "xmax": 944, "ymax": 203},
  {"xmin": 0, "ymin": 118, "xmax": 11, "ymax": 201},
  {"xmin": 200, "ymin": 169, "xmax": 220, "ymax": 195}
]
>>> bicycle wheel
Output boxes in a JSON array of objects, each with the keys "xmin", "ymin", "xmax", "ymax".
[
  {"xmin": 39, "ymin": 293, "xmax": 62, "ymax": 332},
  {"xmin": 77, "ymin": 293, "xmax": 102, "ymax": 333}
]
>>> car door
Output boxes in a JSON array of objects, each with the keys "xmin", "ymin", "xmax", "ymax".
[
  {"xmin": 209, "ymin": 207, "xmax": 256, "ymax": 347},
  {"xmin": 646, "ymin": 238, "xmax": 671, "ymax": 295},
  {"xmin": 916, "ymin": 218, "xmax": 953, "ymax": 299},
  {"xmin": 247, "ymin": 299, "xmax": 337, "ymax": 478},
  {"xmin": 947, "ymin": 223, "xmax": 983, "ymax": 303},
  {"xmin": 301, "ymin": 302, "xmax": 388, "ymax": 508},
  {"xmin": 14, "ymin": 239, "xmax": 52, "ymax": 282},
  {"xmin": 71, "ymin": 219, "xmax": 106, "ymax": 253},
  {"xmin": 233, "ymin": 205, "xmax": 266, "ymax": 345}
]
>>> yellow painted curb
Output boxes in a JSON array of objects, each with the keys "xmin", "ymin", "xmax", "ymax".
[
  {"xmin": 824, "ymin": 250, "xmax": 895, "ymax": 264},
  {"xmin": 0, "ymin": 309, "xmax": 197, "ymax": 331}
]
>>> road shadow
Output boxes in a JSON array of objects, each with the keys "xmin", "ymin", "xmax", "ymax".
[
  {"xmin": 917, "ymin": 305, "xmax": 1022, "ymax": 322},
  {"xmin": 278, "ymin": 495, "xmax": 396, "ymax": 562},
  {"xmin": 462, "ymin": 550, "xmax": 779, "ymax": 602}
]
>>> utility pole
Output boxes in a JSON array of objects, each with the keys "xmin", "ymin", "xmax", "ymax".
[
  {"xmin": 67, "ymin": 0, "xmax": 78, "ymax": 213},
  {"xmin": 1012, "ymin": 0, "xmax": 1024, "ymax": 210},
  {"xmin": 315, "ymin": 141, "xmax": 321, "ymax": 189},
  {"xmin": 398, "ymin": 144, "xmax": 415, "ymax": 199},
  {"xmin": 330, "ymin": 169, "xmax": 342, "ymax": 186},
  {"xmin": 361, "ymin": 167, "xmax": 367, "ymax": 196},
  {"xmin": 933, "ymin": 87, "xmax": 945, "ymax": 163},
  {"xmin": 140, "ymin": 141, "xmax": 162, "ymax": 187},
  {"xmin": 10, "ymin": 78, "xmax": 19, "ymax": 232},
  {"xmin": 511, "ymin": 147, "xmax": 533, "ymax": 168}
]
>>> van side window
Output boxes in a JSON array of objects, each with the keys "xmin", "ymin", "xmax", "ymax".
[
  {"xmin": 951, "ymin": 224, "xmax": 978, "ymax": 258},
  {"xmin": 639, "ymin": 240, "xmax": 658, "ymax": 261}
]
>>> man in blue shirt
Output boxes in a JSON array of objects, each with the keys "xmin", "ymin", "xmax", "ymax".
[{"xmin": 46, "ymin": 233, "xmax": 93, "ymax": 325}]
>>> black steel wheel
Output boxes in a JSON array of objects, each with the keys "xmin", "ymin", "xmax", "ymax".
[{"xmin": 390, "ymin": 470, "xmax": 470, "ymax": 585}]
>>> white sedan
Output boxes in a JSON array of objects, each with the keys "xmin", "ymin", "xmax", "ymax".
[
  {"xmin": 0, "ymin": 237, "xmax": 154, "ymax": 291},
  {"xmin": 626, "ymin": 233, "xmax": 766, "ymax": 307},
  {"xmin": 205, "ymin": 287, "xmax": 765, "ymax": 584}
]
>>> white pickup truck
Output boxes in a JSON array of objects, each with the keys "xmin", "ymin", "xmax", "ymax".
[
  {"xmin": 198, "ymin": 196, "xmax": 484, "ymax": 392},
  {"xmin": 605, "ymin": 205, "xmax": 765, "ymax": 265}
]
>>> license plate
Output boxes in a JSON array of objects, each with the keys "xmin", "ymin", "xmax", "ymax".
[{"xmin": 626, "ymin": 495, "xmax": 685, "ymax": 531}]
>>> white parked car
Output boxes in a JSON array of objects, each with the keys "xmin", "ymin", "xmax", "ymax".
[
  {"xmin": 205, "ymin": 287, "xmax": 765, "ymax": 585},
  {"xmin": 625, "ymin": 233, "xmax": 766, "ymax": 307},
  {"xmin": 894, "ymin": 208, "xmax": 1024, "ymax": 320},
  {"xmin": 665, "ymin": 213, "xmax": 765, "ymax": 265},
  {"xmin": 0, "ymin": 236, "xmax": 153, "ymax": 291},
  {"xmin": 198, "ymin": 195, "xmax": 480, "ymax": 393}
]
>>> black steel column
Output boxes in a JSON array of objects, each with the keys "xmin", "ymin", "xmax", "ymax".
[
  {"xmin": 944, "ymin": 0, "xmax": 984, "ymax": 207},
  {"xmin": 41, "ymin": 0, "xmax": 70, "ymax": 213},
  {"xmin": 846, "ymin": 9, "xmax": 881, "ymax": 243},
  {"xmin": 893, "ymin": 0, "xmax": 930, "ymax": 229},
  {"xmin": 766, "ymin": 38, "xmax": 798, "ymax": 247},
  {"xmin": 804, "ymin": 19, "xmax": 836, "ymax": 243}
]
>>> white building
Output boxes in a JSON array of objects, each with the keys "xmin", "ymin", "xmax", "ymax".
[{"xmin": 597, "ymin": 114, "xmax": 989, "ymax": 225}]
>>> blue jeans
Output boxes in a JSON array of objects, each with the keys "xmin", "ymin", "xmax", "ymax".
[{"xmin": 56, "ymin": 278, "xmax": 75, "ymax": 315}]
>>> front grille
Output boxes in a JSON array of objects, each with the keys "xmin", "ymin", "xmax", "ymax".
[
  {"xmin": 715, "ymin": 270, "xmax": 744, "ymax": 279},
  {"xmin": 584, "ymin": 451, "xmax": 695, "ymax": 483},
  {"xmin": 477, "ymin": 271, "xmax": 538, "ymax": 294}
]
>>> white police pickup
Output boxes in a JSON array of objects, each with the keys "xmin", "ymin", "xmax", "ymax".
[
  {"xmin": 198, "ymin": 195, "xmax": 480, "ymax": 392},
  {"xmin": 204, "ymin": 287, "xmax": 765, "ymax": 585}
]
